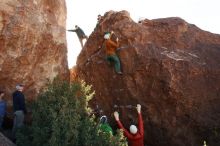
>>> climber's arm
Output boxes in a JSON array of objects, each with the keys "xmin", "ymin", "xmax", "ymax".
[
  {"xmin": 137, "ymin": 104, "xmax": 144, "ymax": 136},
  {"xmin": 109, "ymin": 40, "xmax": 119, "ymax": 48},
  {"xmin": 114, "ymin": 112, "xmax": 133, "ymax": 139},
  {"xmin": 67, "ymin": 29, "xmax": 76, "ymax": 32}
]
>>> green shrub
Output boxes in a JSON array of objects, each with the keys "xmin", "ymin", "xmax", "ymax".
[{"xmin": 16, "ymin": 79, "xmax": 127, "ymax": 146}]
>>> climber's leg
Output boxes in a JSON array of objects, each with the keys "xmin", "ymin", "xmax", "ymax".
[
  {"xmin": 106, "ymin": 56, "xmax": 113, "ymax": 65},
  {"xmin": 79, "ymin": 38, "xmax": 84, "ymax": 48},
  {"xmin": 111, "ymin": 55, "xmax": 122, "ymax": 74},
  {"xmin": 85, "ymin": 35, "xmax": 88, "ymax": 40}
]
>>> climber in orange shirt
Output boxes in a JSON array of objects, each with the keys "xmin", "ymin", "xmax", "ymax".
[
  {"xmin": 104, "ymin": 31, "xmax": 122, "ymax": 74},
  {"xmin": 114, "ymin": 104, "xmax": 144, "ymax": 146}
]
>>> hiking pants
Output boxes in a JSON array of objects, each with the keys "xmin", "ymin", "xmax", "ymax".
[
  {"xmin": 12, "ymin": 110, "xmax": 24, "ymax": 137},
  {"xmin": 106, "ymin": 55, "xmax": 121, "ymax": 73},
  {"xmin": 0, "ymin": 116, "xmax": 3, "ymax": 129}
]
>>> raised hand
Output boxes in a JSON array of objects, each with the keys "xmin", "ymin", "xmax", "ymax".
[
  {"xmin": 136, "ymin": 104, "xmax": 141, "ymax": 113},
  {"xmin": 114, "ymin": 111, "xmax": 119, "ymax": 121},
  {"xmin": 116, "ymin": 37, "xmax": 119, "ymax": 42}
]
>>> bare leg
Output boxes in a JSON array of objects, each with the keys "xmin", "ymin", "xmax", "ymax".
[{"xmin": 79, "ymin": 38, "xmax": 83, "ymax": 48}]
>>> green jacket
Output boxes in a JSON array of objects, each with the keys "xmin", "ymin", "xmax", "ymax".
[{"xmin": 99, "ymin": 123, "xmax": 113, "ymax": 135}]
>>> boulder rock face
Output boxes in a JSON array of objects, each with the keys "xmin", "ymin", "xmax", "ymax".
[
  {"xmin": 76, "ymin": 11, "xmax": 220, "ymax": 146},
  {"xmin": 0, "ymin": 0, "xmax": 69, "ymax": 100}
]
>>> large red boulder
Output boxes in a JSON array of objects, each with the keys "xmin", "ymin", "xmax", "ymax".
[{"xmin": 76, "ymin": 11, "xmax": 220, "ymax": 146}]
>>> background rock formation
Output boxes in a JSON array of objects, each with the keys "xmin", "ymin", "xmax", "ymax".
[
  {"xmin": 76, "ymin": 11, "xmax": 220, "ymax": 146},
  {"xmin": 0, "ymin": 0, "xmax": 69, "ymax": 100}
]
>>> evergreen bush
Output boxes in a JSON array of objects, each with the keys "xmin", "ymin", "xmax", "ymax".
[{"xmin": 16, "ymin": 79, "xmax": 127, "ymax": 146}]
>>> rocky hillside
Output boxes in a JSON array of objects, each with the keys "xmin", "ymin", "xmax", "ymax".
[
  {"xmin": 76, "ymin": 11, "xmax": 220, "ymax": 146},
  {"xmin": 0, "ymin": 0, "xmax": 69, "ymax": 100}
]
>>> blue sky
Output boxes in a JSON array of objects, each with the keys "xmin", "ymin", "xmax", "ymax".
[{"xmin": 66, "ymin": 0, "xmax": 220, "ymax": 68}]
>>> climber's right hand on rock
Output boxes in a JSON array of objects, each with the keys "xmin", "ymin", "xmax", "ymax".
[
  {"xmin": 111, "ymin": 31, "xmax": 114, "ymax": 34},
  {"xmin": 114, "ymin": 111, "xmax": 119, "ymax": 121}
]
